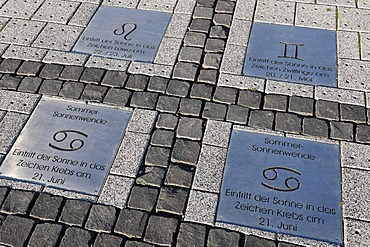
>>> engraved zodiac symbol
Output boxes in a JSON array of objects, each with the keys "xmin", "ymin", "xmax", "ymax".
[
  {"xmin": 49, "ymin": 130, "xmax": 88, "ymax": 152},
  {"xmin": 262, "ymin": 166, "xmax": 301, "ymax": 192},
  {"xmin": 278, "ymin": 42, "xmax": 304, "ymax": 61},
  {"xmin": 114, "ymin": 22, "xmax": 137, "ymax": 40}
]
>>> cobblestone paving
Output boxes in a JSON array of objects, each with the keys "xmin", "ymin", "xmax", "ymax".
[{"xmin": 0, "ymin": 0, "xmax": 369, "ymax": 246}]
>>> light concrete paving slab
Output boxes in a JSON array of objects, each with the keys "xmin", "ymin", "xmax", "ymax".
[
  {"xmin": 43, "ymin": 50, "xmax": 89, "ymax": 66},
  {"xmin": 338, "ymin": 58, "xmax": 370, "ymax": 91},
  {"xmin": 2, "ymin": 45, "xmax": 48, "ymax": 61},
  {"xmin": 0, "ymin": 112, "xmax": 28, "ymax": 153},
  {"xmin": 361, "ymin": 32, "xmax": 370, "ymax": 60},
  {"xmin": 228, "ymin": 19, "xmax": 251, "ymax": 46},
  {"xmin": 154, "ymin": 37, "xmax": 182, "ymax": 65},
  {"xmin": 184, "ymin": 190, "xmax": 218, "ymax": 225},
  {"xmin": 296, "ymin": 3, "xmax": 337, "ymax": 30},
  {"xmin": 277, "ymin": 234, "xmax": 339, "ymax": 247},
  {"xmin": 98, "ymin": 175, "xmax": 134, "ymax": 208},
  {"xmin": 102, "ymin": 0, "xmax": 139, "ymax": 8},
  {"xmin": 0, "ymin": 178, "xmax": 43, "ymax": 192},
  {"xmin": 68, "ymin": 2, "xmax": 99, "ymax": 27},
  {"xmin": 137, "ymin": 0, "xmax": 177, "ymax": 12},
  {"xmin": 33, "ymin": 0, "xmax": 80, "ymax": 24},
  {"xmin": 203, "ymin": 120, "xmax": 232, "ymax": 148},
  {"xmin": 128, "ymin": 62, "xmax": 172, "ymax": 78},
  {"xmin": 0, "ymin": 90, "xmax": 40, "ymax": 114},
  {"xmin": 216, "ymin": 222, "xmax": 277, "ymax": 240},
  {"xmin": 234, "ymin": 0, "xmax": 256, "ymax": 21},
  {"xmin": 0, "ymin": 43, "xmax": 9, "ymax": 56},
  {"xmin": 337, "ymin": 31, "xmax": 360, "ymax": 59},
  {"xmin": 218, "ymin": 73, "xmax": 265, "ymax": 91},
  {"xmin": 315, "ymin": 86, "xmax": 366, "ymax": 106},
  {"xmin": 85, "ymin": 56, "xmax": 130, "ymax": 71},
  {"xmin": 164, "ymin": 13, "xmax": 192, "ymax": 38},
  {"xmin": 358, "ymin": 0, "xmax": 370, "ymax": 9},
  {"xmin": 345, "ymin": 218, "xmax": 370, "ymax": 247},
  {"xmin": 43, "ymin": 187, "xmax": 97, "ymax": 201},
  {"xmin": 0, "ymin": 17, "xmax": 9, "ymax": 29},
  {"xmin": 317, "ymin": 0, "xmax": 356, "ymax": 7},
  {"xmin": 0, "ymin": 19, "xmax": 45, "ymax": 46},
  {"xmin": 220, "ymin": 44, "xmax": 246, "ymax": 74},
  {"xmin": 341, "ymin": 142, "xmax": 370, "ymax": 170},
  {"xmin": 0, "ymin": 0, "xmax": 43, "ymax": 19},
  {"xmin": 126, "ymin": 109, "xmax": 157, "ymax": 134},
  {"xmin": 338, "ymin": 6, "xmax": 370, "ymax": 32},
  {"xmin": 266, "ymin": 80, "xmax": 314, "ymax": 97},
  {"xmin": 255, "ymin": 0, "xmax": 295, "ymax": 25},
  {"xmin": 174, "ymin": 0, "xmax": 196, "ymax": 14}
]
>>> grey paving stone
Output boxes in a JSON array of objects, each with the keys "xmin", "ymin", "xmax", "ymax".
[
  {"xmin": 165, "ymin": 164, "xmax": 194, "ymax": 188},
  {"xmin": 128, "ymin": 186, "xmax": 159, "ymax": 211},
  {"xmin": 216, "ymin": 0, "xmax": 235, "ymax": 13},
  {"xmin": 210, "ymin": 25, "xmax": 228, "ymax": 39},
  {"xmin": 126, "ymin": 75, "xmax": 149, "ymax": 91},
  {"xmin": 177, "ymin": 117, "xmax": 203, "ymax": 140},
  {"xmin": 238, "ymin": 90, "xmax": 262, "ymax": 109},
  {"xmin": 178, "ymin": 46, "xmax": 203, "ymax": 64},
  {"xmin": 125, "ymin": 241, "xmax": 154, "ymax": 247},
  {"xmin": 248, "ymin": 110, "xmax": 275, "ymax": 129},
  {"xmin": 144, "ymin": 215, "xmax": 178, "ymax": 245},
  {"xmin": 17, "ymin": 61, "xmax": 43, "ymax": 76},
  {"xmin": 59, "ymin": 199, "xmax": 91, "ymax": 226},
  {"xmin": 156, "ymin": 187, "xmax": 188, "ymax": 215},
  {"xmin": 177, "ymin": 222, "xmax": 207, "ymax": 247},
  {"xmin": 179, "ymin": 98, "xmax": 203, "ymax": 116},
  {"xmin": 303, "ymin": 118, "xmax": 329, "ymax": 138},
  {"xmin": 172, "ymin": 139, "xmax": 201, "ymax": 165},
  {"xmin": 203, "ymin": 53, "xmax": 222, "ymax": 69},
  {"xmin": 189, "ymin": 18, "xmax": 211, "ymax": 33},
  {"xmin": 103, "ymin": 88, "xmax": 131, "ymax": 106},
  {"xmin": 1, "ymin": 189, "xmax": 35, "ymax": 214},
  {"xmin": 213, "ymin": 87, "xmax": 237, "ymax": 104},
  {"xmin": 356, "ymin": 124, "xmax": 370, "ymax": 143},
  {"xmin": 115, "ymin": 208, "xmax": 148, "ymax": 238},
  {"xmin": 191, "ymin": 83, "xmax": 213, "ymax": 101},
  {"xmin": 166, "ymin": 79, "xmax": 190, "ymax": 97},
  {"xmin": 145, "ymin": 146, "xmax": 170, "ymax": 167},
  {"xmin": 315, "ymin": 100, "xmax": 339, "ymax": 120},
  {"xmin": 197, "ymin": 0, "xmax": 216, "ymax": 7},
  {"xmin": 80, "ymin": 84, "xmax": 107, "ymax": 102},
  {"xmin": 80, "ymin": 67, "xmax": 105, "ymax": 84},
  {"xmin": 205, "ymin": 38, "xmax": 225, "ymax": 53},
  {"xmin": 264, "ymin": 94, "xmax": 288, "ymax": 111},
  {"xmin": 278, "ymin": 243, "xmax": 302, "ymax": 247},
  {"xmin": 39, "ymin": 64, "xmax": 63, "ymax": 79},
  {"xmin": 156, "ymin": 113, "xmax": 178, "ymax": 130},
  {"xmin": 289, "ymin": 96, "xmax": 314, "ymax": 116},
  {"xmin": 28, "ymin": 223, "xmax": 63, "ymax": 247},
  {"xmin": 198, "ymin": 69, "xmax": 218, "ymax": 84},
  {"xmin": 275, "ymin": 112, "xmax": 302, "ymax": 134},
  {"xmin": 227, "ymin": 104, "xmax": 249, "ymax": 124},
  {"xmin": 0, "ymin": 74, "xmax": 21, "ymax": 90},
  {"xmin": 38, "ymin": 79, "xmax": 63, "ymax": 95},
  {"xmin": 17, "ymin": 77, "xmax": 42, "ymax": 93},
  {"xmin": 173, "ymin": 62, "xmax": 198, "ymax": 81},
  {"xmin": 156, "ymin": 96, "xmax": 180, "ymax": 113},
  {"xmin": 85, "ymin": 204, "xmax": 116, "ymax": 233},
  {"xmin": 0, "ymin": 59, "xmax": 21, "ymax": 73},
  {"xmin": 30, "ymin": 193, "xmax": 63, "ymax": 221},
  {"xmin": 330, "ymin": 121, "xmax": 354, "ymax": 141},
  {"xmin": 130, "ymin": 92, "xmax": 158, "ymax": 109},
  {"xmin": 184, "ymin": 31, "xmax": 207, "ymax": 47},
  {"xmin": 137, "ymin": 166, "xmax": 166, "ymax": 187},
  {"xmin": 101, "ymin": 71, "xmax": 128, "ymax": 87},
  {"xmin": 147, "ymin": 76, "xmax": 169, "ymax": 93},
  {"xmin": 340, "ymin": 104, "xmax": 367, "ymax": 123},
  {"xmin": 193, "ymin": 6, "xmax": 213, "ymax": 19},
  {"xmin": 214, "ymin": 13, "xmax": 232, "ymax": 27},
  {"xmin": 0, "ymin": 215, "xmax": 34, "ymax": 247},
  {"xmin": 203, "ymin": 102, "xmax": 227, "ymax": 120},
  {"xmin": 60, "ymin": 227, "xmax": 93, "ymax": 247},
  {"xmin": 59, "ymin": 65, "xmax": 84, "ymax": 81},
  {"xmin": 59, "ymin": 81, "xmax": 84, "ymax": 99},
  {"xmin": 207, "ymin": 228, "xmax": 240, "ymax": 247},
  {"xmin": 151, "ymin": 129, "xmax": 174, "ymax": 147},
  {"xmin": 0, "ymin": 187, "xmax": 7, "ymax": 206},
  {"xmin": 244, "ymin": 235, "xmax": 276, "ymax": 247},
  {"xmin": 93, "ymin": 233, "xmax": 123, "ymax": 247}
]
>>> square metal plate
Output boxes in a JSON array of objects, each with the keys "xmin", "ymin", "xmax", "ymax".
[
  {"xmin": 0, "ymin": 97, "xmax": 131, "ymax": 195},
  {"xmin": 243, "ymin": 22, "xmax": 337, "ymax": 87},
  {"xmin": 216, "ymin": 130, "xmax": 342, "ymax": 245},
  {"xmin": 73, "ymin": 6, "xmax": 171, "ymax": 62}
]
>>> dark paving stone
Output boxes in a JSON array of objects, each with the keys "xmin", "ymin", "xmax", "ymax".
[
  {"xmin": 38, "ymin": 79, "xmax": 63, "ymax": 95},
  {"xmin": 39, "ymin": 64, "xmax": 63, "ymax": 79},
  {"xmin": 18, "ymin": 77, "xmax": 42, "ymax": 93},
  {"xmin": 203, "ymin": 102, "xmax": 227, "ymax": 120},
  {"xmin": 227, "ymin": 104, "xmax": 249, "ymax": 124},
  {"xmin": 166, "ymin": 79, "xmax": 190, "ymax": 97},
  {"xmin": 213, "ymin": 87, "xmax": 237, "ymax": 104},
  {"xmin": 315, "ymin": 100, "xmax": 339, "ymax": 120},
  {"xmin": 17, "ymin": 61, "xmax": 43, "ymax": 76},
  {"xmin": 172, "ymin": 139, "xmax": 201, "ymax": 165},
  {"xmin": 356, "ymin": 124, "xmax": 370, "ymax": 143},
  {"xmin": 60, "ymin": 227, "xmax": 93, "ymax": 247},
  {"xmin": 303, "ymin": 118, "xmax": 329, "ymax": 138},
  {"xmin": 244, "ymin": 235, "xmax": 276, "ymax": 247},
  {"xmin": 151, "ymin": 129, "xmax": 175, "ymax": 147},
  {"xmin": 1, "ymin": 189, "xmax": 35, "ymax": 214},
  {"xmin": 289, "ymin": 96, "xmax": 314, "ymax": 116},
  {"xmin": 330, "ymin": 121, "xmax": 354, "ymax": 141},
  {"xmin": 177, "ymin": 117, "xmax": 203, "ymax": 140},
  {"xmin": 191, "ymin": 83, "xmax": 213, "ymax": 101},
  {"xmin": 137, "ymin": 166, "xmax": 166, "ymax": 187},
  {"xmin": 130, "ymin": 92, "xmax": 158, "ymax": 109},
  {"xmin": 189, "ymin": 18, "xmax": 211, "ymax": 33},
  {"xmin": 156, "ymin": 187, "xmax": 189, "ymax": 215},
  {"xmin": 179, "ymin": 46, "xmax": 203, "ymax": 64},
  {"xmin": 59, "ymin": 81, "xmax": 84, "ymax": 99},
  {"xmin": 0, "ymin": 187, "xmax": 7, "ymax": 207},
  {"xmin": 165, "ymin": 164, "xmax": 194, "ymax": 188},
  {"xmin": 147, "ymin": 76, "xmax": 169, "ymax": 93},
  {"xmin": 59, "ymin": 65, "xmax": 84, "ymax": 81},
  {"xmin": 0, "ymin": 215, "xmax": 34, "ymax": 247},
  {"xmin": 0, "ymin": 74, "xmax": 22, "ymax": 90},
  {"xmin": 79, "ymin": 67, "xmax": 105, "ymax": 84},
  {"xmin": 238, "ymin": 90, "xmax": 262, "ymax": 109},
  {"xmin": 30, "ymin": 193, "xmax": 63, "ymax": 221},
  {"xmin": 101, "ymin": 70, "xmax": 128, "ymax": 87},
  {"xmin": 59, "ymin": 199, "xmax": 91, "ymax": 226},
  {"xmin": 156, "ymin": 96, "xmax": 180, "ymax": 113},
  {"xmin": 128, "ymin": 186, "xmax": 159, "ymax": 211},
  {"xmin": 173, "ymin": 62, "xmax": 198, "ymax": 81},
  {"xmin": 145, "ymin": 146, "xmax": 170, "ymax": 167},
  {"xmin": 85, "ymin": 204, "xmax": 116, "ymax": 233},
  {"xmin": 184, "ymin": 31, "xmax": 207, "ymax": 47},
  {"xmin": 28, "ymin": 223, "xmax": 63, "ymax": 247},
  {"xmin": 198, "ymin": 69, "xmax": 218, "ymax": 84},
  {"xmin": 214, "ymin": 13, "xmax": 232, "ymax": 27},
  {"xmin": 210, "ymin": 25, "xmax": 228, "ymax": 39},
  {"xmin": 278, "ymin": 243, "xmax": 303, "ymax": 247},
  {"xmin": 115, "ymin": 208, "xmax": 149, "ymax": 238},
  {"xmin": 275, "ymin": 112, "xmax": 302, "ymax": 133},
  {"xmin": 205, "ymin": 38, "xmax": 225, "ymax": 53},
  {"xmin": 177, "ymin": 222, "xmax": 207, "ymax": 247},
  {"xmin": 179, "ymin": 98, "xmax": 203, "ymax": 116},
  {"xmin": 197, "ymin": 0, "xmax": 216, "ymax": 7},
  {"xmin": 264, "ymin": 94, "xmax": 288, "ymax": 111},
  {"xmin": 248, "ymin": 110, "xmax": 275, "ymax": 129},
  {"xmin": 125, "ymin": 241, "xmax": 155, "ymax": 247},
  {"xmin": 207, "ymin": 228, "xmax": 240, "ymax": 247},
  {"xmin": 80, "ymin": 84, "xmax": 107, "ymax": 102},
  {"xmin": 156, "ymin": 113, "xmax": 178, "ymax": 130},
  {"xmin": 216, "ymin": 0, "xmax": 235, "ymax": 13},
  {"xmin": 103, "ymin": 88, "xmax": 131, "ymax": 106},
  {"xmin": 0, "ymin": 59, "xmax": 22, "ymax": 73},
  {"xmin": 203, "ymin": 53, "xmax": 222, "ymax": 69},
  {"xmin": 194, "ymin": 6, "xmax": 213, "ymax": 19},
  {"xmin": 126, "ymin": 74, "xmax": 149, "ymax": 91},
  {"xmin": 340, "ymin": 104, "xmax": 367, "ymax": 123},
  {"xmin": 144, "ymin": 215, "xmax": 178, "ymax": 246},
  {"xmin": 94, "ymin": 233, "xmax": 123, "ymax": 247}
]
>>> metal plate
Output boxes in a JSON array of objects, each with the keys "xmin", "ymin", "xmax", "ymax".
[
  {"xmin": 72, "ymin": 6, "xmax": 171, "ymax": 62},
  {"xmin": 0, "ymin": 97, "xmax": 131, "ymax": 195},
  {"xmin": 216, "ymin": 130, "xmax": 342, "ymax": 245},
  {"xmin": 243, "ymin": 22, "xmax": 337, "ymax": 87}
]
